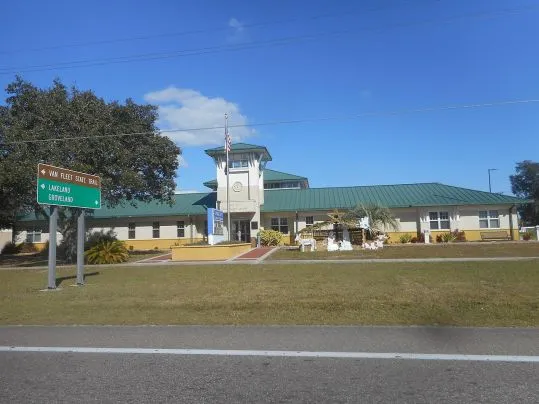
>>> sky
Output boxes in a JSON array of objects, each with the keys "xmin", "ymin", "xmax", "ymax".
[{"xmin": 1, "ymin": 0, "xmax": 538, "ymax": 195}]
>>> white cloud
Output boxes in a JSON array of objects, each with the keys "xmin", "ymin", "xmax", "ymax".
[
  {"xmin": 174, "ymin": 189, "xmax": 200, "ymax": 194},
  {"xmin": 144, "ymin": 86, "xmax": 254, "ymax": 146},
  {"xmin": 229, "ymin": 18, "xmax": 244, "ymax": 33},
  {"xmin": 227, "ymin": 17, "xmax": 246, "ymax": 43},
  {"xmin": 178, "ymin": 155, "xmax": 188, "ymax": 168}
]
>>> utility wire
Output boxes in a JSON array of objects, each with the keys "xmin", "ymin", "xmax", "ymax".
[
  {"xmin": 3, "ymin": 98, "xmax": 538, "ymax": 145},
  {"xmin": 0, "ymin": 0, "xmax": 423, "ymax": 55},
  {"xmin": 1, "ymin": 4, "xmax": 537, "ymax": 75}
]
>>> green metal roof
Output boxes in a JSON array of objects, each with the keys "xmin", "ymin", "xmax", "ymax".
[
  {"xmin": 204, "ymin": 143, "xmax": 272, "ymax": 161},
  {"xmin": 263, "ymin": 169, "xmax": 308, "ymax": 183},
  {"xmin": 203, "ymin": 179, "xmax": 218, "ymax": 189},
  {"xmin": 91, "ymin": 192, "xmax": 216, "ymax": 218},
  {"xmin": 203, "ymin": 168, "xmax": 308, "ymax": 189},
  {"xmin": 17, "ymin": 192, "xmax": 216, "ymax": 222},
  {"xmin": 18, "ymin": 183, "xmax": 525, "ymax": 222},
  {"xmin": 261, "ymin": 183, "xmax": 525, "ymax": 212}
]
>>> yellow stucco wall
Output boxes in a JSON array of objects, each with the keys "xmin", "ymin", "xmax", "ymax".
[
  {"xmin": 171, "ymin": 243, "xmax": 251, "ymax": 261},
  {"xmin": 15, "ymin": 239, "xmax": 201, "ymax": 252},
  {"xmin": 124, "ymin": 238, "xmax": 203, "ymax": 250},
  {"xmin": 30, "ymin": 242, "xmax": 47, "ymax": 251},
  {"xmin": 386, "ymin": 229, "xmax": 519, "ymax": 243},
  {"xmin": 430, "ymin": 229, "xmax": 515, "ymax": 242},
  {"xmin": 385, "ymin": 232, "xmax": 417, "ymax": 244}
]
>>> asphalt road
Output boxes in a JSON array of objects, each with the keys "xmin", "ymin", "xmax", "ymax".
[{"xmin": 1, "ymin": 326, "xmax": 538, "ymax": 403}]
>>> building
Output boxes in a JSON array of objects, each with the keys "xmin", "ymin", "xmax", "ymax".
[{"xmin": 10, "ymin": 143, "xmax": 523, "ymax": 250}]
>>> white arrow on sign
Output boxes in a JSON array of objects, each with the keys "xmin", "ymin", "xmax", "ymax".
[
  {"xmin": 40, "ymin": 184, "xmax": 45, "ymax": 189},
  {"xmin": 40, "ymin": 169, "xmax": 45, "ymax": 175}
]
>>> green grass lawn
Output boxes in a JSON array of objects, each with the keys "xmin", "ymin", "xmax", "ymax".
[
  {"xmin": 1, "ymin": 260, "xmax": 538, "ymax": 327},
  {"xmin": 270, "ymin": 242, "xmax": 539, "ymax": 260}
]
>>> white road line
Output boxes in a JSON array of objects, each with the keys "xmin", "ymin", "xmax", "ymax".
[{"xmin": 1, "ymin": 346, "xmax": 539, "ymax": 363}]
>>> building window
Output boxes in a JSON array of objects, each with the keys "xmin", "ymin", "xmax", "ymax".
[
  {"xmin": 429, "ymin": 211, "xmax": 450, "ymax": 230},
  {"xmin": 282, "ymin": 182, "xmax": 299, "ymax": 188},
  {"xmin": 271, "ymin": 217, "xmax": 289, "ymax": 234},
  {"xmin": 152, "ymin": 222, "xmax": 160, "ymax": 238},
  {"xmin": 25, "ymin": 229, "xmax": 42, "ymax": 243},
  {"xmin": 230, "ymin": 159, "xmax": 248, "ymax": 169},
  {"xmin": 177, "ymin": 221, "xmax": 185, "ymax": 238},
  {"xmin": 128, "ymin": 223, "xmax": 136, "ymax": 239},
  {"xmin": 305, "ymin": 216, "xmax": 314, "ymax": 226},
  {"xmin": 264, "ymin": 182, "xmax": 301, "ymax": 189},
  {"xmin": 479, "ymin": 210, "xmax": 500, "ymax": 228}
]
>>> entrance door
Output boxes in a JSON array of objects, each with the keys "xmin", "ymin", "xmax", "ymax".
[{"xmin": 233, "ymin": 220, "xmax": 251, "ymax": 242}]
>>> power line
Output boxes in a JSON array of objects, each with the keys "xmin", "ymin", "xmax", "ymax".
[
  {"xmin": 1, "ymin": 4, "xmax": 537, "ymax": 75},
  {"xmin": 3, "ymin": 98, "xmax": 538, "ymax": 145},
  {"xmin": 0, "ymin": 0, "xmax": 423, "ymax": 55}
]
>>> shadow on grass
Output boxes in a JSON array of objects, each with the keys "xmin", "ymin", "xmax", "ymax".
[
  {"xmin": 0, "ymin": 253, "xmax": 68, "ymax": 268},
  {"xmin": 56, "ymin": 271, "xmax": 100, "ymax": 287}
]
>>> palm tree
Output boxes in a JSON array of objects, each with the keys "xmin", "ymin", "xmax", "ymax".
[
  {"xmin": 345, "ymin": 204, "xmax": 399, "ymax": 236},
  {"xmin": 299, "ymin": 209, "xmax": 357, "ymax": 232},
  {"xmin": 298, "ymin": 209, "xmax": 357, "ymax": 241}
]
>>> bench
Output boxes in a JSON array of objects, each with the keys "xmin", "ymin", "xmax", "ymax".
[{"xmin": 480, "ymin": 231, "xmax": 510, "ymax": 241}]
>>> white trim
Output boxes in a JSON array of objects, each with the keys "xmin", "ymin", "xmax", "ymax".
[{"xmin": 1, "ymin": 346, "xmax": 539, "ymax": 363}]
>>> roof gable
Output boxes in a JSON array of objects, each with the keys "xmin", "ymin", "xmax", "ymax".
[{"xmin": 263, "ymin": 168, "xmax": 308, "ymax": 183}]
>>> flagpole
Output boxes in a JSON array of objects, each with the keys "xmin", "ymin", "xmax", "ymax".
[{"xmin": 225, "ymin": 113, "xmax": 231, "ymax": 242}]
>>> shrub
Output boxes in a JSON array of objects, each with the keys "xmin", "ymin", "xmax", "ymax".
[
  {"xmin": 260, "ymin": 229, "xmax": 284, "ymax": 246},
  {"xmin": 85, "ymin": 240, "xmax": 129, "ymax": 265},
  {"xmin": 399, "ymin": 234, "xmax": 413, "ymax": 243},
  {"xmin": 435, "ymin": 230, "xmax": 465, "ymax": 243},
  {"xmin": 18, "ymin": 242, "xmax": 38, "ymax": 253},
  {"xmin": 85, "ymin": 230, "xmax": 118, "ymax": 250},
  {"xmin": 413, "ymin": 233, "xmax": 432, "ymax": 243},
  {"xmin": 522, "ymin": 231, "xmax": 533, "ymax": 241},
  {"xmin": 437, "ymin": 232, "xmax": 456, "ymax": 243},
  {"xmin": 1, "ymin": 242, "xmax": 21, "ymax": 255},
  {"xmin": 38, "ymin": 241, "xmax": 50, "ymax": 256},
  {"xmin": 452, "ymin": 230, "xmax": 467, "ymax": 242}
]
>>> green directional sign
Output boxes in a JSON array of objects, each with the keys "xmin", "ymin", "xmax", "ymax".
[{"xmin": 37, "ymin": 163, "xmax": 101, "ymax": 209}]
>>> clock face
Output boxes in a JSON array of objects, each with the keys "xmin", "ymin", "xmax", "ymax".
[{"xmin": 232, "ymin": 181, "xmax": 243, "ymax": 192}]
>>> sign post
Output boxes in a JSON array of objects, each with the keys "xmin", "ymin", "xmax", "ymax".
[
  {"xmin": 37, "ymin": 164, "xmax": 101, "ymax": 289},
  {"xmin": 76, "ymin": 211, "xmax": 85, "ymax": 285},
  {"xmin": 47, "ymin": 207, "xmax": 58, "ymax": 289}
]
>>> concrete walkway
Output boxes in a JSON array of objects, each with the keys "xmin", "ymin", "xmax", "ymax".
[
  {"xmin": 232, "ymin": 247, "xmax": 277, "ymax": 263},
  {"xmin": 135, "ymin": 253, "xmax": 172, "ymax": 263}
]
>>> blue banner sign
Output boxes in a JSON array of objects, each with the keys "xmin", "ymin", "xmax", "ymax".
[{"xmin": 207, "ymin": 208, "xmax": 224, "ymax": 236}]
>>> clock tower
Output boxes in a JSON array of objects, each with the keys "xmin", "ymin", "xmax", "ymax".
[{"xmin": 204, "ymin": 143, "xmax": 272, "ymax": 242}]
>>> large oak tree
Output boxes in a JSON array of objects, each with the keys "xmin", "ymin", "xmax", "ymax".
[
  {"xmin": 510, "ymin": 160, "xmax": 539, "ymax": 226},
  {"xmin": 0, "ymin": 77, "xmax": 180, "ymax": 257}
]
